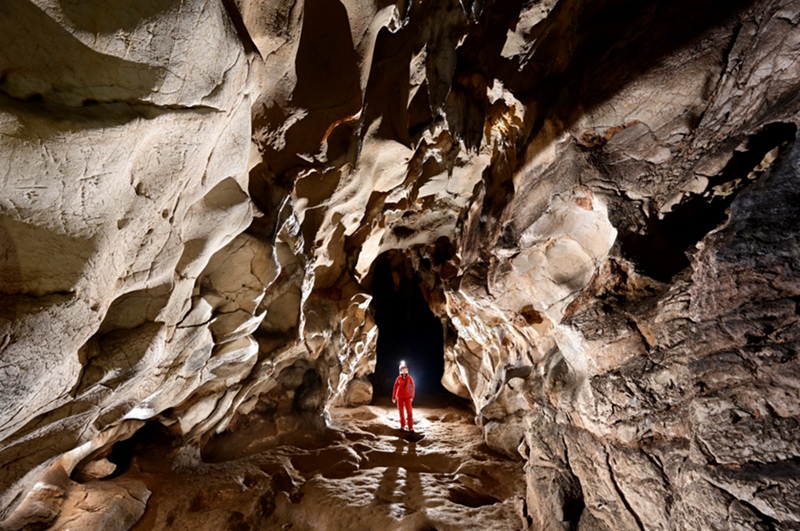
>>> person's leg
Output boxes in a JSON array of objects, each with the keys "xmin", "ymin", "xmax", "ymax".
[
  {"xmin": 407, "ymin": 399, "xmax": 413, "ymax": 431},
  {"xmin": 397, "ymin": 400, "xmax": 406, "ymax": 429}
]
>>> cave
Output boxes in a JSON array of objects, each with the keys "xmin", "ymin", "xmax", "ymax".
[
  {"xmin": 1, "ymin": 0, "xmax": 799, "ymax": 530},
  {"xmin": 368, "ymin": 250, "xmax": 451, "ymax": 403}
]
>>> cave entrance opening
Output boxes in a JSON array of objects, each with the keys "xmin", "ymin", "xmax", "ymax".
[{"xmin": 368, "ymin": 250, "xmax": 461, "ymax": 407}]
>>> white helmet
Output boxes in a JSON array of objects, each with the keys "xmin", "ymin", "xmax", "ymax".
[{"xmin": 399, "ymin": 360, "xmax": 408, "ymax": 369}]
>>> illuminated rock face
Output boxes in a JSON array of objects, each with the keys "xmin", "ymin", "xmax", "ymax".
[{"xmin": 1, "ymin": 0, "xmax": 799, "ymax": 529}]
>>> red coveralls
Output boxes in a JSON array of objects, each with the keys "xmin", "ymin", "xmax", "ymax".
[{"xmin": 392, "ymin": 374, "xmax": 415, "ymax": 430}]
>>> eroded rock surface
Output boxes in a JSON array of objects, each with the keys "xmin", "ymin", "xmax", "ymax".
[
  {"xmin": 115, "ymin": 399, "xmax": 523, "ymax": 530},
  {"xmin": 1, "ymin": 0, "xmax": 799, "ymax": 529}
]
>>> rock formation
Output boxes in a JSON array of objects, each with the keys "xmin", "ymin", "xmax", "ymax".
[{"xmin": 1, "ymin": 0, "xmax": 798, "ymax": 529}]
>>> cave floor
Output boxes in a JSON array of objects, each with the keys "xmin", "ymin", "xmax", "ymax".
[{"xmin": 116, "ymin": 396, "xmax": 527, "ymax": 530}]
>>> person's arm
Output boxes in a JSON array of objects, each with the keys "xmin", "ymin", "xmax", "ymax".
[
  {"xmin": 392, "ymin": 377, "xmax": 398, "ymax": 403},
  {"xmin": 409, "ymin": 376, "xmax": 415, "ymax": 401}
]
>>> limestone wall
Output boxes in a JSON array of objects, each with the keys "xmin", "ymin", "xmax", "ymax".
[{"xmin": 1, "ymin": 0, "xmax": 799, "ymax": 529}]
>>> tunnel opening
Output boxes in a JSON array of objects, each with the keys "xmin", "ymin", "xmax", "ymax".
[{"xmin": 368, "ymin": 250, "xmax": 459, "ymax": 406}]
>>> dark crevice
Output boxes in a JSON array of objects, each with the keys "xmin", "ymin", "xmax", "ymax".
[
  {"xmin": 408, "ymin": 80, "xmax": 434, "ymax": 143},
  {"xmin": 105, "ymin": 420, "xmax": 179, "ymax": 479},
  {"xmin": 561, "ymin": 437, "xmax": 585, "ymax": 530},
  {"xmin": 706, "ymin": 479, "xmax": 784, "ymax": 530},
  {"xmin": 619, "ymin": 122, "xmax": 796, "ymax": 282},
  {"xmin": 392, "ymin": 225, "xmax": 417, "ymax": 239},
  {"xmin": 220, "ymin": 0, "xmax": 259, "ymax": 55},
  {"xmin": 448, "ymin": 485, "xmax": 500, "ymax": 507},
  {"xmin": 692, "ymin": 19, "xmax": 743, "ymax": 131},
  {"xmin": 605, "ymin": 452, "xmax": 645, "ymax": 531}
]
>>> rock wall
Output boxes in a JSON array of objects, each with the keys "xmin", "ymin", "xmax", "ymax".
[
  {"xmin": 0, "ymin": 0, "xmax": 262, "ymax": 526},
  {"xmin": 1, "ymin": 0, "xmax": 799, "ymax": 529}
]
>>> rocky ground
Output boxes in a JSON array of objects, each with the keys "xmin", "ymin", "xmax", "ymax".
[{"xmin": 54, "ymin": 395, "xmax": 526, "ymax": 530}]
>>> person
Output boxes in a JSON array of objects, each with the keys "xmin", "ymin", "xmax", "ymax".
[{"xmin": 392, "ymin": 360, "xmax": 415, "ymax": 431}]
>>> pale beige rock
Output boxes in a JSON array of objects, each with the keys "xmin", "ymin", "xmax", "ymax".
[
  {"xmin": 0, "ymin": 0, "xmax": 262, "ymax": 524},
  {"xmin": 71, "ymin": 459, "xmax": 116, "ymax": 483},
  {"xmin": 50, "ymin": 479, "xmax": 150, "ymax": 531},
  {"xmin": 343, "ymin": 377, "xmax": 373, "ymax": 406}
]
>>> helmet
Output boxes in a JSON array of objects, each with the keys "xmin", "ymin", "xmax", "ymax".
[{"xmin": 399, "ymin": 360, "xmax": 408, "ymax": 369}]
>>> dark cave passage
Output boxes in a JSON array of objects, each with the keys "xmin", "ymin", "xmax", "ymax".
[{"xmin": 368, "ymin": 251, "xmax": 454, "ymax": 404}]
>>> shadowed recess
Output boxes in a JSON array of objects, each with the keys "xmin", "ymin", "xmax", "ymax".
[
  {"xmin": 261, "ymin": 0, "xmax": 363, "ymax": 175},
  {"xmin": 58, "ymin": 0, "xmax": 181, "ymax": 33},
  {"xmin": 0, "ymin": 1, "xmax": 162, "ymax": 105},
  {"xmin": 369, "ymin": 251, "xmax": 448, "ymax": 400},
  {"xmin": 620, "ymin": 122, "xmax": 797, "ymax": 281}
]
